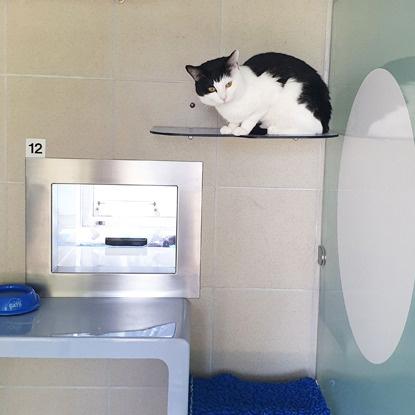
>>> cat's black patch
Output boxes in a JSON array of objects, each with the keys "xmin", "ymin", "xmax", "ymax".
[
  {"xmin": 250, "ymin": 124, "xmax": 268, "ymax": 135},
  {"xmin": 244, "ymin": 53, "xmax": 331, "ymax": 133}
]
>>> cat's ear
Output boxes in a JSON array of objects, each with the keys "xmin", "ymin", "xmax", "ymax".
[
  {"xmin": 186, "ymin": 65, "xmax": 203, "ymax": 81},
  {"xmin": 227, "ymin": 50, "xmax": 240, "ymax": 70}
]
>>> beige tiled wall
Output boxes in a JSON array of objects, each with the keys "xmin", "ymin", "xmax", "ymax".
[
  {"xmin": 2, "ymin": 359, "xmax": 168, "ymax": 415},
  {"xmin": 0, "ymin": 0, "xmax": 331, "ymax": 414}
]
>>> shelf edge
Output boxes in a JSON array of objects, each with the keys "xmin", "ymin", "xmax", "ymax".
[{"xmin": 150, "ymin": 126, "xmax": 339, "ymax": 139}]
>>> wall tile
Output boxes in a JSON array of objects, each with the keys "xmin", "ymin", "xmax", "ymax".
[
  {"xmin": 114, "ymin": 80, "xmax": 217, "ymax": 186},
  {"xmin": 0, "ymin": 78, "xmax": 4, "ymax": 183},
  {"xmin": 201, "ymin": 186, "xmax": 215, "ymax": 287},
  {"xmin": 114, "ymin": 0, "xmax": 221, "ymax": 81},
  {"xmin": 6, "ymin": 358, "xmax": 108, "ymax": 387},
  {"xmin": 0, "ymin": 359, "xmax": 4, "ymax": 386},
  {"xmin": 0, "ymin": 184, "xmax": 5, "ymax": 284},
  {"xmin": 0, "ymin": 388, "xmax": 3, "ymax": 415},
  {"xmin": 309, "ymin": 283, "xmax": 320, "ymax": 376},
  {"xmin": 215, "ymin": 188, "xmax": 318, "ymax": 290},
  {"xmin": 109, "ymin": 359, "xmax": 167, "ymax": 387},
  {"xmin": 189, "ymin": 288, "xmax": 213, "ymax": 375},
  {"xmin": 6, "ymin": 0, "xmax": 113, "ymax": 77},
  {"xmin": 221, "ymin": 0, "xmax": 328, "ymax": 74},
  {"xmin": 0, "ymin": 80, "xmax": 4, "ymax": 283},
  {"xmin": 0, "ymin": 2, "xmax": 4, "ymax": 74},
  {"xmin": 5, "ymin": 183, "xmax": 24, "ymax": 284},
  {"xmin": 109, "ymin": 388, "xmax": 167, "ymax": 415},
  {"xmin": 212, "ymin": 289, "xmax": 314, "ymax": 381},
  {"xmin": 6, "ymin": 388, "xmax": 108, "ymax": 415},
  {"xmin": 218, "ymin": 138, "xmax": 323, "ymax": 189},
  {"xmin": 6, "ymin": 77, "xmax": 113, "ymax": 183}
]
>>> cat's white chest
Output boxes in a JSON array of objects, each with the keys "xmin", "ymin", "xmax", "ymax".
[{"xmin": 216, "ymin": 69, "xmax": 283, "ymax": 122}]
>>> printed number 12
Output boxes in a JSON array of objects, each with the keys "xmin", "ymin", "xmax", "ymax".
[
  {"xmin": 26, "ymin": 139, "xmax": 46, "ymax": 158},
  {"xmin": 29, "ymin": 143, "xmax": 43, "ymax": 154}
]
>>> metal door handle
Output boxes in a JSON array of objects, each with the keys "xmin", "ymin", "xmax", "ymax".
[{"xmin": 318, "ymin": 245, "xmax": 326, "ymax": 266}]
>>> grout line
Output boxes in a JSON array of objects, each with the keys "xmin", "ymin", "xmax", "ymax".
[
  {"xmin": 4, "ymin": 72, "xmax": 193, "ymax": 84},
  {"xmin": 209, "ymin": 152, "xmax": 218, "ymax": 375},
  {"xmin": 323, "ymin": 0, "xmax": 334, "ymax": 83},
  {"xmin": 2, "ymin": 385, "xmax": 168, "ymax": 391},
  {"xmin": 207, "ymin": 287, "xmax": 214, "ymax": 376},
  {"xmin": 2, "ymin": 0, "xmax": 5, "ymax": 75},
  {"xmin": 309, "ymin": 132, "xmax": 326, "ymax": 376},
  {"xmin": 1, "ymin": 75, "xmax": 5, "ymax": 184},
  {"xmin": 104, "ymin": 386, "xmax": 169, "ymax": 390},
  {"xmin": 212, "ymin": 0, "xmax": 223, "ymax": 370},
  {"xmin": 219, "ymin": 0, "xmax": 224, "ymax": 55},
  {"xmin": 211, "ymin": 0, "xmax": 224, "ymax": 368},
  {"xmin": 0, "ymin": 180, "xmax": 23, "ymax": 185},
  {"xmin": 111, "ymin": 0, "xmax": 116, "ymax": 80},
  {"xmin": 3, "ymin": 0, "xmax": 8, "ymax": 284},
  {"xmin": 110, "ymin": 79, "xmax": 116, "ymax": 160},
  {"xmin": 2, "ymin": 385, "xmax": 120, "ymax": 390},
  {"xmin": 4, "ymin": 385, "xmax": 98, "ymax": 389},
  {"xmin": 5, "ymin": 73, "xmax": 114, "ymax": 81},
  {"xmin": 110, "ymin": 0, "xmax": 116, "ymax": 162},
  {"xmin": 3, "ymin": 358, "xmax": 8, "ymax": 414},
  {"xmin": 215, "ymin": 186, "xmax": 320, "ymax": 191},
  {"xmin": 106, "ymin": 359, "xmax": 111, "ymax": 415},
  {"xmin": 2, "ymin": 0, "xmax": 7, "ymax": 181},
  {"xmin": 212, "ymin": 287, "xmax": 315, "ymax": 293},
  {"xmin": 313, "ymin": 0, "xmax": 332, "ymax": 370}
]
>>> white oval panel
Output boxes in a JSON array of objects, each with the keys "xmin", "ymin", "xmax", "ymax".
[{"xmin": 338, "ymin": 68, "xmax": 415, "ymax": 364}]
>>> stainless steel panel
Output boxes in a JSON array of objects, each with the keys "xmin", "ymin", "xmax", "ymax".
[{"xmin": 26, "ymin": 158, "xmax": 202, "ymax": 298}]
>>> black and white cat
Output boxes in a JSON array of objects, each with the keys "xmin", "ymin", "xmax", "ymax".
[{"xmin": 186, "ymin": 50, "xmax": 331, "ymax": 135}]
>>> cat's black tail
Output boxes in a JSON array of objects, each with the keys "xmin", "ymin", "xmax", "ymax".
[
  {"xmin": 300, "ymin": 78, "xmax": 332, "ymax": 134},
  {"xmin": 319, "ymin": 93, "xmax": 332, "ymax": 134},
  {"xmin": 315, "ymin": 85, "xmax": 331, "ymax": 134}
]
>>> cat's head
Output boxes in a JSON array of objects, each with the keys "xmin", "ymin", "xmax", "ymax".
[{"xmin": 186, "ymin": 50, "xmax": 240, "ymax": 106}]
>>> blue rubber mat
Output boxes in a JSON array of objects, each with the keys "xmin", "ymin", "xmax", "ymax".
[{"xmin": 189, "ymin": 374, "xmax": 330, "ymax": 415}]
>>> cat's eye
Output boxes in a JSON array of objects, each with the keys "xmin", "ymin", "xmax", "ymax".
[
  {"xmin": 225, "ymin": 81, "xmax": 232, "ymax": 88},
  {"xmin": 208, "ymin": 87, "xmax": 216, "ymax": 93}
]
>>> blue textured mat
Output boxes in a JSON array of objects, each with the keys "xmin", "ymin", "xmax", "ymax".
[{"xmin": 189, "ymin": 374, "xmax": 330, "ymax": 415}]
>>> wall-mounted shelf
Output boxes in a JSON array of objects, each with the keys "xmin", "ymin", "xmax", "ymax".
[{"xmin": 150, "ymin": 126, "xmax": 339, "ymax": 140}]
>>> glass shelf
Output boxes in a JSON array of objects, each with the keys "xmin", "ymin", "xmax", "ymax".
[{"xmin": 150, "ymin": 126, "xmax": 339, "ymax": 139}]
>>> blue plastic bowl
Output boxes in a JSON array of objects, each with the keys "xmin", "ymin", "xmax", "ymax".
[{"xmin": 0, "ymin": 285, "xmax": 40, "ymax": 316}]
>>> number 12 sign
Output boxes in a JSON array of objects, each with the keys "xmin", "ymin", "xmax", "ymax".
[{"xmin": 26, "ymin": 139, "xmax": 46, "ymax": 158}]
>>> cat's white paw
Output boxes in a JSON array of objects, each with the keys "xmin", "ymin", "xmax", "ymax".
[
  {"xmin": 232, "ymin": 127, "xmax": 249, "ymax": 136},
  {"xmin": 220, "ymin": 125, "xmax": 234, "ymax": 135}
]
